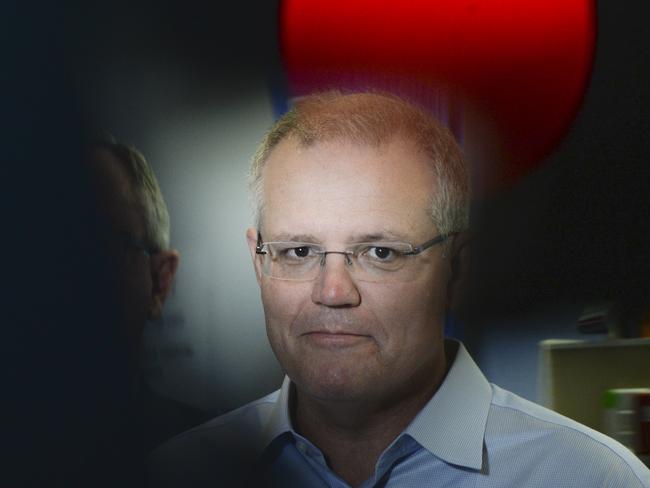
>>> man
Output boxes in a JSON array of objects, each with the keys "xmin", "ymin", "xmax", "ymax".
[
  {"xmin": 149, "ymin": 92, "xmax": 650, "ymax": 487},
  {"xmin": 88, "ymin": 141, "xmax": 179, "ymax": 372},
  {"xmin": 81, "ymin": 141, "xmax": 210, "ymax": 485}
]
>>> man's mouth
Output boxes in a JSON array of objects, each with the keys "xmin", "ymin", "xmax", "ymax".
[{"xmin": 301, "ymin": 330, "xmax": 371, "ymax": 347}]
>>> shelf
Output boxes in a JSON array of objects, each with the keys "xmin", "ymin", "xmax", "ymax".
[{"xmin": 538, "ymin": 338, "xmax": 650, "ymax": 433}]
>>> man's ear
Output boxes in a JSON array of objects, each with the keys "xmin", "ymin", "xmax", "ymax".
[
  {"xmin": 246, "ymin": 227, "xmax": 263, "ymax": 285},
  {"xmin": 447, "ymin": 232, "xmax": 471, "ymax": 313},
  {"xmin": 148, "ymin": 249, "xmax": 180, "ymax": 321}
]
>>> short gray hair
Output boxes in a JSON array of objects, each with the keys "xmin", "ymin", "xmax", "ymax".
[
  {"xmin": 248, "ymin": 91, "xmax": 470, "ymax": 238},
  {"xmin": 93, "ymin": 141, "xmax": 171, "ymax": 252}
]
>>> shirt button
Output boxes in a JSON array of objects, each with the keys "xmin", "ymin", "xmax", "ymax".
[{"xmin": 296, "ymin": 441, "xmax": 307, "ymax": 453}]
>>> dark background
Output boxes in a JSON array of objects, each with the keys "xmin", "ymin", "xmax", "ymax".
[
  {"xmin": 3, "ymin": 0, "xmax": 648, "ymax": 484},
  {"xmin": 466, "ymin": 0, "xmax": 650, "ymax": 321}
]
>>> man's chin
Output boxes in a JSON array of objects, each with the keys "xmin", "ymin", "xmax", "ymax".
[{"xmin": 292, "ymin": 367, "xmax": 376, "ymax": 404}]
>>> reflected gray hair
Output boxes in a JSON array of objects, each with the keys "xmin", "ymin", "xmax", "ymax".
[
  {"xmin": 94, "ymin": 141, "xmax": 171, "ymax": 252},
  {"xmin": 248, "ymin": 91, "xmax": 470, "ymax": 238}
]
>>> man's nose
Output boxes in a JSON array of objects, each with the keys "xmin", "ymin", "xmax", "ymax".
[{"xmin": 311, "ymin": 253, "xmax": 361, "ymax": 307}]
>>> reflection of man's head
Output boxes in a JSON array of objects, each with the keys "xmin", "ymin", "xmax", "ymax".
[{"xmin": 88, "ymin": 142, "xmax": 179, "ymax": 369}]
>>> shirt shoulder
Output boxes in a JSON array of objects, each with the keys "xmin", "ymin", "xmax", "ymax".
[
  {"xmin": 148, "ymin": 390, "xmax": 280, "ymax": 487},
  {"xmin": 485, "ymin": 384, "xmax": 650, "ymax": 487}
]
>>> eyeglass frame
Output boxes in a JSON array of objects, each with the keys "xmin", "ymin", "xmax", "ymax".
[
  {"xmin": 255, "ymin": 231, "xmax": 453, "ymax": 280},
  {"xmin": 123, "ymin": 232, "xmax": 154, "ymax": 258},
  {"xmin": 94, "ymin": 213, "xmax": 155, "ymax": 262},
  {"xmin": 108, "ymin": 230, "xmax": 154, "ymax": 265}
]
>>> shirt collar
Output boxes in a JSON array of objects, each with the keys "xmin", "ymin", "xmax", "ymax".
[
  {"xmin": 260, "ymin": 375, "xmax": 294, "ymax": 448},
  {"xmin": 404, "ymin": 339, "xmax": 491, "ymax": 470},
  {"xmin": 259, "ymin": 339, "xmax": 492, "ymax": 471}
]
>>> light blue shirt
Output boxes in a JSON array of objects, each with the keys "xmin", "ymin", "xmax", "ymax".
[{"xmin": 149, "ymin": 340, "xmax": 650, "ymax": 487}]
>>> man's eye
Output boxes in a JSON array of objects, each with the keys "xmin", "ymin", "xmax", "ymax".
[
  {"xmin": 292, "ymin": 246, "xmax": 310, "ymax": 258},
  {"xmin": 283, "ymin": 246, "xmax": 314, "ymax": 259},
  {"xmin": 367, "ymin": 246, "xmax": 397, "ymax": 261}
]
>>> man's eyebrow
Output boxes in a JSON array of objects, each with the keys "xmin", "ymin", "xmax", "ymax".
[
  {"xmin": 266, "ymin": 231, "xmax": 413, "ymax": 243},
  {"xmin": 351, "ymin": 231, "xmax": 411, "ymax": 242},
  {"xmin": 269, "ymin": 232, "xmax": 320, "ymax": 243}
]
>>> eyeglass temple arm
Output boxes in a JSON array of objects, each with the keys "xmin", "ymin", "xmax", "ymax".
[
  {"xmin": 256, "ymin": 232, "xmax": 267, "ymax": 254},
  {"xmin": 406, "ymin": 233, "xmax": 454, "ymax": 255}
]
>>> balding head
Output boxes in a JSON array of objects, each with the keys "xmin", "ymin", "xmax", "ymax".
[
  {"xmin": 249, "ymin": 91, "xmax": 470, "ymax": 237},
  {"xmin": 90, "ymin": 141, "xmax": 170, "ymax": 252}
]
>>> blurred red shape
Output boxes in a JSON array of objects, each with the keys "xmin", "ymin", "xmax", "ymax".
[{"xmin": 280, "ymin": 0, "xmax": 596, "ymax": 196}]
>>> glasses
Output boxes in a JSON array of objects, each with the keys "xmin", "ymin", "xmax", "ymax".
[
  {"xmin": 122, "ymin": 233, "xmax": 153, "ymax": 258},
  {"xmin": 255, "ymin": 232, "xmax": 452, "ymax": 282},
  {"xmin": 102, "ymin": 230, "xmax": 153, "ymax": 266}
]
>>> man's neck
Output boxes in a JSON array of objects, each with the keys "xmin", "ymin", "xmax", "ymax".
[{"xmin": 292, "ymin": 357, "xmax": 448, "ymax": 487}]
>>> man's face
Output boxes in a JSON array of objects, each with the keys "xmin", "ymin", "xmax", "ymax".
[
  {"xmin": 90, "ymin": 149, "xmax": 153, "ymax": 363},
  {"xmin": 248, "ymin": 136, "xmax": 453, "ymax": 405}
]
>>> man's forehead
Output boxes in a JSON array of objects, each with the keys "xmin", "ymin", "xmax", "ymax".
[
  {"xmin": 261, "ymin": 136, "xmax": 436, "ymax": 234},
  {"xmin": 89, "ymin": 149, "xmax": 133, "ymax": 196},
  {"xmin": 88, "ymin": 148, "xmax": 144, "ymax": 235},
  {"xmin": 261, "ymin": 197, "xmax": 436, "ymax": 244}
]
